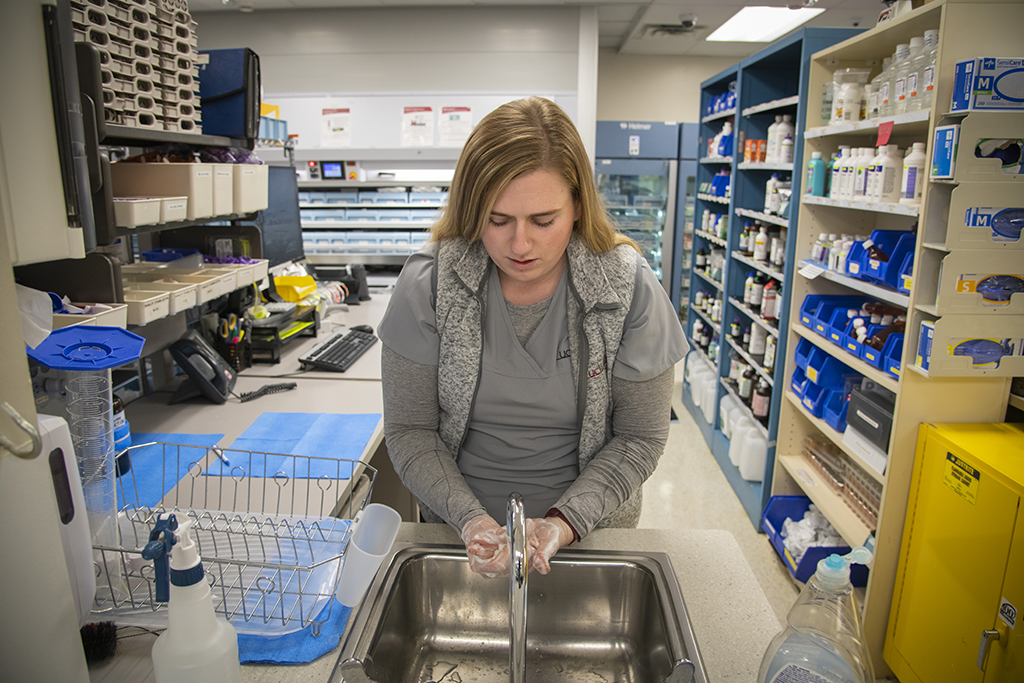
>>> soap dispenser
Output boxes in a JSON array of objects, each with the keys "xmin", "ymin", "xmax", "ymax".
[
  {"xmin": 757, "ymin": 547, "xmax": 875, "ymax": 683},
  {"xmin": 143, "ymin": 513, "xmax": 241, "ymax": 683}
]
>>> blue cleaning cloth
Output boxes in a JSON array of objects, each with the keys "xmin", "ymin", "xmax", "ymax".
[
  {"xmin": 209, "ymin": 412, "xmax": 381, "ymax": 479},
  {"xmin": 238, "ymin": 598, "xmax": 352, "ymax": 664},
  {"xmin": 119, "ymin": 433, "xmax": 224, "ymax": 509}
]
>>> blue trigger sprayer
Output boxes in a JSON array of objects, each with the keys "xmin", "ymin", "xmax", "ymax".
[
  {"xmin": 142, "ymin": 513, "xmax": 241, "ymax": 683},
  {"xmin": 757, "ymin": 546, "xmax": 875, "ymax": 683}
]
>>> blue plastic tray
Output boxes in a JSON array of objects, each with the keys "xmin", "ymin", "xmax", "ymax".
[{"xmin": 762, "ymin": 496, "xmax": 868, "ymax": 586}]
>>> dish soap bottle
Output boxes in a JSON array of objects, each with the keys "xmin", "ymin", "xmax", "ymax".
[
  {"xmin": 143, "ymin": 513, "xmax": 241, "ymax": 683},
  {"xmin": 757, "ymin": 547, "xmax": 874, "ymax": 683}
]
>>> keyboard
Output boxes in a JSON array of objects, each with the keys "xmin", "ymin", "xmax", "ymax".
[{"xmin": 298, "ymin": 328, "xmax": 378, "ymax": 372}]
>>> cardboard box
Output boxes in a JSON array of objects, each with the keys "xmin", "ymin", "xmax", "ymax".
[
  {"xmin": 931, "ymin": 124, "xmax": 959, "ymax": 178},
  {"xmin": 951, "ymin": 57, "xmax": 1024, "ymax": 111}
]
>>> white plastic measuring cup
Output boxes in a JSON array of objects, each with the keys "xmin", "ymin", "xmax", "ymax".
[{"xmin": 336, "ymin": 503, "xmax": 402, "ymax": 607}]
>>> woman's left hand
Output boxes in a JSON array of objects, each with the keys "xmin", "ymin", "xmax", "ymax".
[{"xmin": 525, "ymin": 517, "xmax": 573, "ymax": 575}]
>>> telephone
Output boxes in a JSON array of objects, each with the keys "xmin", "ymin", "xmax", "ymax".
[{"xmin": 169, "ymin": 330, "xmax": 237, "ymax": 404}]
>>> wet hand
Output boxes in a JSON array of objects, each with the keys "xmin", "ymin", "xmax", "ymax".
[
  {"xmin": 526, "ymin": 517, "xmax": 571, "ymax": 575},
  {"xmin": 460, "ymin": 515, "xmax": 510, "ymax": 579}
]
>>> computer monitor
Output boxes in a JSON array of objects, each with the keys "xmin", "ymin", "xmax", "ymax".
[{"xmin": 259, "ymin": 165, "xmax": 305, "ymax": 270}]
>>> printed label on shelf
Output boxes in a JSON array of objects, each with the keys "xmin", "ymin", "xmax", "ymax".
[
  {"xmin": 942, "ymin": 452, "xmax": 980, "ymax": 506},
  {"xmin": 794, "ymin": 467, "xmax": 817, "ymax": 488},
  {"xmin": 799, "ymin": 263, "xmax": 825, "ymax": 279}
]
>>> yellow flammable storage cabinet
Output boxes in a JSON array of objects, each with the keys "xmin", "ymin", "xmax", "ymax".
[{"xmin": 885, "ymin": 422, "xmax": 1024, "ymax": 682}]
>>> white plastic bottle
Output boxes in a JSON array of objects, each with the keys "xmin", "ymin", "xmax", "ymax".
[
  {"xmin": 773, "ymin": 115, "xmax": 795, "ymax": 163},
  {"xmin": 753, "ymin": 224, "xmax": 770, "ymax": 262},
  {"xmin": 879, "ymin": 52, "xmax": 897, "ymax": 117},
  {"xmin": 144, "ymin": 514, "xmax": 242, "ymax": 683},
  {"xmin": 906, "ymin": 35, "xmax": 930, "ymax": 112},
  {"xmin": 779, "ymin": 134, "xmax": 794, "ymax": 165},
  {"xmin": 838, "ymin": 148, "xmax": 858, "ymax": 199},
  {"xmin": 900, "ymin": 142, "xmax": 927, "ymax": 205},
  {"xmin": 766, "ymin": 115, "xmax": 783, "ymax": 163},
  {"xmin": 853, "ymin": 148, "xmax": 873, "ymax": 200},
  {"xmin": 757, "ymin": 548, "xmax": 875, "ymax": 683},
  {"xmin": 828, "ymin": 146, "xmax": 850, "ymax": 199},
  {"xmin": 765, "ymin": 173, "xmax": 781, "ymax": 214},
  {"xmin": 864, "ymin": 146, "xmax": 885, "ymax": 203},
  {"xmin": 877, "ymin": 145, "xmax": 904, "ymax": 204}
]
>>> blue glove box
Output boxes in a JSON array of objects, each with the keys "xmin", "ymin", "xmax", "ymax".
[{"xmin": 762, "ymin": 496, "xmax": 868, "ymax": 586}]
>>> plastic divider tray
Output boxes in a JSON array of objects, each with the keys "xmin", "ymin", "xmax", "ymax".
[{"xmin": 761, "ymin": 496, "xmax": 868, "ymax": 586}]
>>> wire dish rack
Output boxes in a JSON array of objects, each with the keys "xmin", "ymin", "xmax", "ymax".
[{"xmin": 92, "ymin": 442, "xmax": 376, "ymax": 636}]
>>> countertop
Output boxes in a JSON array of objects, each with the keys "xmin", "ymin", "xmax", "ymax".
[{"xmin": 90, "ymin": 523, "xmax": 781, "ymax": 682}]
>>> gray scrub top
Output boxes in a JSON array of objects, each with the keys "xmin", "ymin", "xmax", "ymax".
[
  {"xmin": 378, "ymin": 247, "xmax": 687, "ymax": 518},
  {"xmin": 458, "ymin": 266, "xmax": 579, "ymax": 519}
]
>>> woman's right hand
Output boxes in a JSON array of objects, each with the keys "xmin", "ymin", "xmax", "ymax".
[{"xmin": 460, "ymin": 515, "xmax": 510, "ymax": 579}]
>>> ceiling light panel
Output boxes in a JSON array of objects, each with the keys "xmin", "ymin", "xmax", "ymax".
[{"xmin": 706, "ymin": 6, "xmax": 825, "ymax": 42}]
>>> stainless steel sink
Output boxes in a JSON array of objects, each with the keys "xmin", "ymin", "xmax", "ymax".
[{"xmin": 332, "ymin": 543, "xmax": 709, "ymax": 683}]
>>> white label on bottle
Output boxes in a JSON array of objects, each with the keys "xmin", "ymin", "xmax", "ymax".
[
  {"xmin": 752, "ymin": 390, "xmax": 769, "ymax": 418},
  {"xmin": 769, "ymin": 664, "xmax": 831, "ymax": 683},
  {"xmin": 895, "ymin": 77, "xmax": 906, "ymax": 102},
  {"xmin": 880, "ymin": 81, "xmax": 890, "ymax": 105},
  {"xmin": 923, "ymin": 66, "xmax": 935, "ymax": 92},
  {"xmin": 113, "ymin": 412, "xmax": 126, "ymax": 430},
  {"xmin": 908, "ymin": 72, "xmax": 919, "ymax": 98}
]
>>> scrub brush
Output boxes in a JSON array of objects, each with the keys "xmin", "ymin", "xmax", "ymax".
[{"xmin": 80, "ymin": 621, "xmax": 118, "ymax": 663}]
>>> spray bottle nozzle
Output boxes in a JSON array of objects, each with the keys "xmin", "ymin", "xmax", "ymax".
[{"xmin": 142, "ymin": 513, "xmax": 179, "ymax": 603}]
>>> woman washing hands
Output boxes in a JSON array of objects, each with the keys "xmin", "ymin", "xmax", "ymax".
[{"xmin": 378, "ymin": 97, "xmax": 687, "ymax": 577}]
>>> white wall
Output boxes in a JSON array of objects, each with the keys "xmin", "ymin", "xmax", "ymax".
[
  {"xmin": 194, "ymin": 7, "xmax": 586, "ymax": 149},
  {"xmin": 597, "ymin": 49, "xmax": 737, "ymax": 123}
]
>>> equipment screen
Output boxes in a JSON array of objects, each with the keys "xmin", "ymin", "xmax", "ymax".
[{"xmin": 321, "ymin": 162, "xmax": 343, "ymax": 179}]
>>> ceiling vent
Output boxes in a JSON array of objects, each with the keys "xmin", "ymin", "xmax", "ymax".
[{"xmin": 640, "ymin": 16, "xmax": 700, "ymax": 38}]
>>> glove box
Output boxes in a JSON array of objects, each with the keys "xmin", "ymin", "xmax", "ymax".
[{"xmin": 845, "ymin": 379, "xmax": 896, "ymax": 452}]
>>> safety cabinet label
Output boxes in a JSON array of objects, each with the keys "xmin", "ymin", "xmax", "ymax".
[
  {"xmin": 1000, "ymin": 598, "xmax": 1017, "ymax": 629},
  {"xmin": 942, "ymin": 452, "xmax": 980, "ymax": 506}
]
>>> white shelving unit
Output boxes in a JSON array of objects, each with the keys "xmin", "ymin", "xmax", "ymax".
[
  {"xmin": 770, "ymin": 2, "xmax": 1023, "ymax": 675},
  {"xmin": 701, "ymin": 107, "xmax": 736, "ymax": 123},
  {"xmin": 735, "ymin": 208, "xmax": 789, "ymax": 229}
]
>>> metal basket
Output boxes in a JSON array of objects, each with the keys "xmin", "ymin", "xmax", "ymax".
[{"xmin": 91, "ymin": 442, "xmax": 376, "ymax": 636}]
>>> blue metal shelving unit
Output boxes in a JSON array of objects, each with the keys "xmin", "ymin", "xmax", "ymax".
[{"xmin": 683, "ymin": 27, "xmax": 862, "ymax": 529}]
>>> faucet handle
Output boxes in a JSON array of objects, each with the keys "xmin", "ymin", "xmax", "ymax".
[{"xmin": 665, "ymin": 659, "xmax": 696, "ymax": 683}]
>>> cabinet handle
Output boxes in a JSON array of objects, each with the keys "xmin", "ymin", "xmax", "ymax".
[{"xmin": 977, "ymin": 629, "xmax": 1000, "ymax": 670}]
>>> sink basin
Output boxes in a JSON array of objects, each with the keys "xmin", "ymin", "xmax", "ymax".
[{"xmin": 333, "ymin": 543, "xmax": 709, "ymax": 683}]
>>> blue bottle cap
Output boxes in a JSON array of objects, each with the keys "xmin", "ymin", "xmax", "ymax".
[{"xmin": 27, "ymin": 325, "xmax": 145, "ymax": 371}]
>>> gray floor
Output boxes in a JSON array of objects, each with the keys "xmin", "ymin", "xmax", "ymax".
[{"xmin": 638, "ymin": 364, "xmax": 800, "ymax": 625}]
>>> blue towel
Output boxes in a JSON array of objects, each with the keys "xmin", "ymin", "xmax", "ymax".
[
  {"xmin": 119, "ymin": 433, "xmax": 224, "ymax": 509},
  {"xmin": 208, "ymin": 412, "xmax": 381, "ymax": 479},
  {"xmin": 237, "ymin": 598, "xmax": 352, "ymax": 664}
]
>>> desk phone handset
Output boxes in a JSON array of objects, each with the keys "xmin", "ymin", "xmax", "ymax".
[{"xmin": 169, "ymin": 330, "xmax": 237, "ymax": 404}]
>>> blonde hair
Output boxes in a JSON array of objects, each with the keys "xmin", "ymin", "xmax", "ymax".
[{"xmin": 432, "ymin": 97, "xmax": 637, "ymax": 253}]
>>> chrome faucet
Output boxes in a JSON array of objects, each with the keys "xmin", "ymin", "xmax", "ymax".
[{"xmin": 507, "ymin": 492, "xmax": 527, "ymax": 683}]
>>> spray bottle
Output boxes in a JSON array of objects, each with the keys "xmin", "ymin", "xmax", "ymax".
[
  {"xmin": 142, "ymin": 514, "xmax": 241, "ymax": 683},
  {"xmin": 757, "ymin": 546, "xmax": 874, "ymax": 683}
]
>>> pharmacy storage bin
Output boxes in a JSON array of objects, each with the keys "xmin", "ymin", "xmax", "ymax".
[
  {"xmin": 768, "ymin": 2, "xmax": 1024, "ymax": 675},
  {"xmin": 684, "ymin": 28, "xmax": 862, "ymax": 529},
  {"xmin": 884, "ymin": 422, "xmax": 1024, "ymax": 683}
]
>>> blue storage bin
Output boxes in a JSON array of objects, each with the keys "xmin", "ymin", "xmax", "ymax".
[
  {"xmin": 345, "ymin": 232, "xmax": 380, "ymax": 253},
  {"xmin": 297, "ymin": 192, "xmax": 311, "ymax": 204},
  {"xmin": 346, "ymin": 209, "xmax": 379, "ymax": 222},
  {"xmin": 409, "ymin": 191, "xmax": 448, "ymax": 204},
  {"xmin": 898, "ymin": 252, "xmax": 914, "ymax": 294},
  {"xmin": 762, "ymin": 496, "xmax": 868, "ymax": 586},
  {"xmin": 801, "ymin": 382, "xmax": 829, "ymax": 417},
  {"xmin": 410, "ymin": 208, "xmax": 440, "ymax": 221},
  {"xmin": 861, "ymin": 339, "xmax": 885, "ymax": 368},
  {"xmin": 843, "ymin": 321, "xmax": 882, "ymax": 359},
  {"xmin": 804, "ymin": 347, "xmax": 853, "ymax": 388},
  {"xmin": 863, "ymin": 231, "xmax": 916, "ymax": 289},
  {"xmin": 324, "ymin": 190, "xmax": 358, "ymax": 205},
  {"xmin": 300, "ymin": 209, "xmax": 317, "ymax": 222},
  {"xmin": 799, "ymin": 295, "xmax": 827, "ymax": 328},
  {"xmin": 312, "ymin": 210, "xmax": 346, "ymax": 222},
  {"xmin": 356, "ymin": 192, "xmax": 380, "ymax": 204},
  {"xmin": 813, "ymin": 299, "xmax": 854, "ymax": 338},
  {"xmin": 791, "ymin": 367, "xmax": 808, "ymax": 397},
  {"xmin": 142, "ymin": 247, "xmax": 200, "ymax": 262},
  {"xmin": 304, "ymin": 192, "xmax": 326, "ymax": 205},
  {"xmin": 845, "ymin": 240, "xmax": 867, "ymax": 278},
  {"xmin": 372, "ymin": 192, "xmax": 410, "ymax": 205},
  {"xmin": 794, "ymin": 338, "xmax": 815, "ymax": 370},
  {"xmin": 378, "ymin": 210, "xmax": 412, "ymax": 222},
  {"xmin": 377, "ymin": 232, "xmax": 411, "ymax": 253},
  {"xmin": 884, "ymin": 333, "xmax": 904, "ymax": 378},
  {"xmin": 827, "ymin": 307, "xmax": 856, "ymax": 346},
  {"xmin": 823, "ymin": 389, "xmax": 849, "ymax": 432}
]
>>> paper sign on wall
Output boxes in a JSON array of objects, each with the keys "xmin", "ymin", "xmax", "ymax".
[
  {"xmin": 402, "ymin": 106, "xmax": 434, "ymax": 147},
  {"xmin": 440, "ymin": 106, "xmax": 473, "ymax": 147},
  {"xmin": 321, "ymin": 108, "xmax": 351, "ymax": 147}
]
